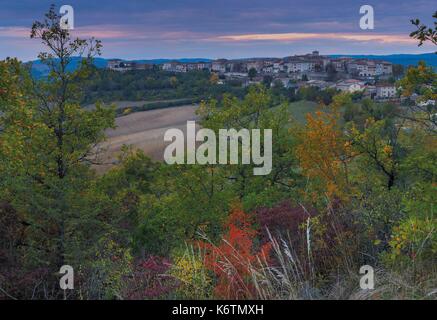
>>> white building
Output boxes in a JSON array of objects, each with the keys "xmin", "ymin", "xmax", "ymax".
[
  {"xmin": 375, "ymin": 62, "xmax": 393, "ymax": 76},
  {"xmin": 376, "ymin": 84, "xmax": 397, "ymax": 99},
  {"xmin": 273, "ymin": 62, "xmax": 284, "ymax": 73},
  {"xmin": 246, "ymin": 61, "xmax": 264, "ymax": 72},
  {"xmin": 107, "ymin": 59, "xmax": 136, "ymax": 72},
  {"xmin": 186, "ymin": 62, "xmax": 212, "ymax": 71},
  {"xmin": 336, "ymin": 79, "xmax": 366, "ymax": 92},
  {"xmin": 162, "ymin": 61, "xmax": 179, "ymax": 72},
  {"xmin": 305, "ymin": 80, "xmax": 332, "ymax": 90},
  {"xmin": 212, "ymin": 60, "xmax": 227, "ymax": 73},
  {"xmin": 107, "ymin": 59, "xmax": 123, "ymax": 71},
  {"xmin": 285, "ymin": 61, "xmax": 316, "ymax": 73}
]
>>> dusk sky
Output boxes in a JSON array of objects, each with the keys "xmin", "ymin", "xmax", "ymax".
[{"xmin": 0, "ymin": 0, "xmax": 435, "ymax": 61}]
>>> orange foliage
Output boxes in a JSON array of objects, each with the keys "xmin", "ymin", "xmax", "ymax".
[
  {"xmin": 199, "ymin": 207, "xmax": 271, "ymax": 299},
  {"xmin": 296, "ymin": 105, "xmax": 354, "ymax": 201}
]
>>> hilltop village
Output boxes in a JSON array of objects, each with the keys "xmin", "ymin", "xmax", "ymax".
[{"xmin": 107, "ymin": 51, "xmax": 400, "ymax": 101}]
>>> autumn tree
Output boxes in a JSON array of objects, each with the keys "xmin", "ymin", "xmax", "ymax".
[
  {"xmin": 209, "ymin": 73, "xmax": 219, "ymax": 85},
  {"xmin": 296, "ymin": 94, "xmax": 355, "ymax": 202}
]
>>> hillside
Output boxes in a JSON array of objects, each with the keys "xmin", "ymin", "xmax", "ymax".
[{"xmin": 329, "ymin": 53, "xmax": 437, "ymax": 67}]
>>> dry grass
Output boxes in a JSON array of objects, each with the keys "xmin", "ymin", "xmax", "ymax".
[{"xmin": 192, "ymin": 229, "xmax": 437, "ymax": 300}]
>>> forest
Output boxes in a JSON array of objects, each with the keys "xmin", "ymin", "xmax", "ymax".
[
  {"xmin": 79, "ymin": 67, "xmax": 246, "ymax": 106},
  {"xmin": 0, "ymin": 7, "xmax": 436, "ymax": 300}
]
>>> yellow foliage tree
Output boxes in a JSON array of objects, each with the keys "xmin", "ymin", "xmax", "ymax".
[
  {"xmin": 295, "ymin": 94, "xmax": 355, "ymax": 202},
  {"xmin": 209, "ymin": 73, "xmax": 219, "ymax": 85}
]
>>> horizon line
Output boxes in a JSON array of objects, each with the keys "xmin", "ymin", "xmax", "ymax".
[{"xmin": 23, "ymin": 51, "xmax": 436, "ymax": 64}]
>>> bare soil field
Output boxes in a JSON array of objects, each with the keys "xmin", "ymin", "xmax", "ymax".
[{"xmin": 95, "ymin": 104, "xmax": 198, "ymax": 172}]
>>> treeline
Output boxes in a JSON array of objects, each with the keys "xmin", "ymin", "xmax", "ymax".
[{"xmin": 80, "ymin": 67, "xmax": 246, "ymax": 105}]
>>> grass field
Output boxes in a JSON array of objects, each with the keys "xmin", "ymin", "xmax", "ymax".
[{"xmin": 285, "ymin": 100, "xmax": 320, "ymax": 123}]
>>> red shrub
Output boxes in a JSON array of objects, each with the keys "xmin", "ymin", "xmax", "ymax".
[
  {"xmin": 255, "ymin": 200, "xmax": 317, "ymax": 245},
  {"xmin": 199, "ymin": 207, "xmax": 271, "ymax": 299}
]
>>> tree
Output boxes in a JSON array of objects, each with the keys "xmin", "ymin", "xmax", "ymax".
[
  {"xmin": 410, "ymin": 11, "xmax": 437, "ymax": 50},
  {"xmin": 296, "ymin": 94, "xmax": 355, "ymax": 202},
  {"xmin": 262, "ymin": 75, "xmax": 273, "ymax": 87},
  {"xmin": 248, "ymin": 67, "xmax": 257, "ymax": 80},
  {"xmin": 197, "ymin": 85, "xmax": 299, "ymax": 209},
  {"xmin": 209, "ymin": 73, "xmax": 219, "ymax": 85},
  {"xmin": 0, "ymin": 6, "xmax": 116, "ymax": 298},
  {"xmin": 169, "ymin": 76, "xmax": 178, "ymax": 88},
  {"xmin": 392, "ymin": 64, "xmax": 404, "ymax": 78},
  {"xmin": 349, "ymin": 118, "xmax": 404, "ymax": 190},
  {"xmin": 397, "ymin": 61, "xmax": 437, "ymax": 133}
]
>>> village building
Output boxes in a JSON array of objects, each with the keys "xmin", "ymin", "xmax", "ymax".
[
  {"xmin": 336, "ymin": 79, "xmax": 366, "ymax": 92},
  {"xmin": 162, "ymin": 61, "xmax": 179, "ymax": 72},
  {"xmin": 376, "ymin": 84, "xmax": 397, "ymax": 99},
  {"xmin": 305, "ymin": 80, "xmax": 333, "ymax": 90},
  {"xmin": 107, "ymin": 52, "xmax": 395, "ymax": 93},
  {"xmin": 245, "ymin": 60, "xmax": 264, "ymax": 72},
  {"xmin": 212, "ymin": 59, "xmax": 227, "ymax": 74},
  {"xmin": 364, "ymin": 85, "xmax": 377, "ymax": 99},
  {"xmin": 375, "ymin": 61, "xmax": 393, "ymax": 76},
  {"xmin": 107, "ymin": 59, "xmax": 123, "ymax": 71},
  {"xmin": 186, "ymin": 62, "xmax": 212, "ymax": 72},
  {"xmin": 107, "ymin": 59, "xmax": 151, "ymax": 72}
]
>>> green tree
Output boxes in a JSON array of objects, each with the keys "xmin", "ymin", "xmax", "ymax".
[
  {"xmin": 0, "ymin": 6, "xmax": 116, "ymax": 298},
  {"xmin": 248, "ymin": 67, "xmax": 257, "ymax": 80},
  {"xmin": 397, "ymin": 61, "xmax": 437, "ymax": 133},
  {"xmin": 410, "ymin": 11, "xmax": 437, "ymax": 50}
]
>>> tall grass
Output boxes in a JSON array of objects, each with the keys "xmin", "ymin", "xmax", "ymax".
[{"xmin": 179, "ymin": 228, "xmax": 437, "ymax": 300}]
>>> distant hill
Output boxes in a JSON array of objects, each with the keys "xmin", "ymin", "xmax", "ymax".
[
  {"xmin": 27, "ymin": 57, "xmax": 212, "ymax": 78},
  {"xmin": 28, "ymin": 57, "xmax": 108, "ymax": 78},
  {"xmin": 127, "ymin": 58, "xmax": 212, "ymax": 64},
  {"xmin": 329, "ymin": 53, "xmax": 437, "ymax": 67},
  {"xmin": 27, "ymin": 53, "xmax": 436, "ymax": 78}
]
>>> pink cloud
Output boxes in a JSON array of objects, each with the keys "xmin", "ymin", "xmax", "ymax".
[
  {"xmin": 0, "ymin": 27, "xmax": 29, "ymax": 37},
  {"xmin": 216, "ymin": 32, "xmax": 417, "ymax": 44},
  {"xmin": 0, "ymin": 25, "xmax": 210, "ymax": 42}
]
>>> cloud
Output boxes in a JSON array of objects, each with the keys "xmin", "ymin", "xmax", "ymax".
[
  {"xmin": 0, "ymin": 27, "xmax": 29, "ymax": 38},
  {"xmin": 216, "ymin": 32, "xmax": 417, "ymax": 44},
  {"xmin": 0, "ymin": 25, "xmax": 207, "ymax": 42}
]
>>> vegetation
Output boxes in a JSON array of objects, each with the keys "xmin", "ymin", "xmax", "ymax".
[
  {"xmin": 410, "ymin": 11, "xmax": 437, "ymax": 49},
  {"xmin": 0, "ymin": 7, "xmax": 436, "ymax": 300},
  {"xmin": 80, "ymin": 67, "xmax": 246, "ymax": 105}
]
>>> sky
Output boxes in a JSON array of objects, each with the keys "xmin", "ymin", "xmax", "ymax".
[{"xmin": 0, "ymin": 0, "xmax": 435, "ymax": 61}]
